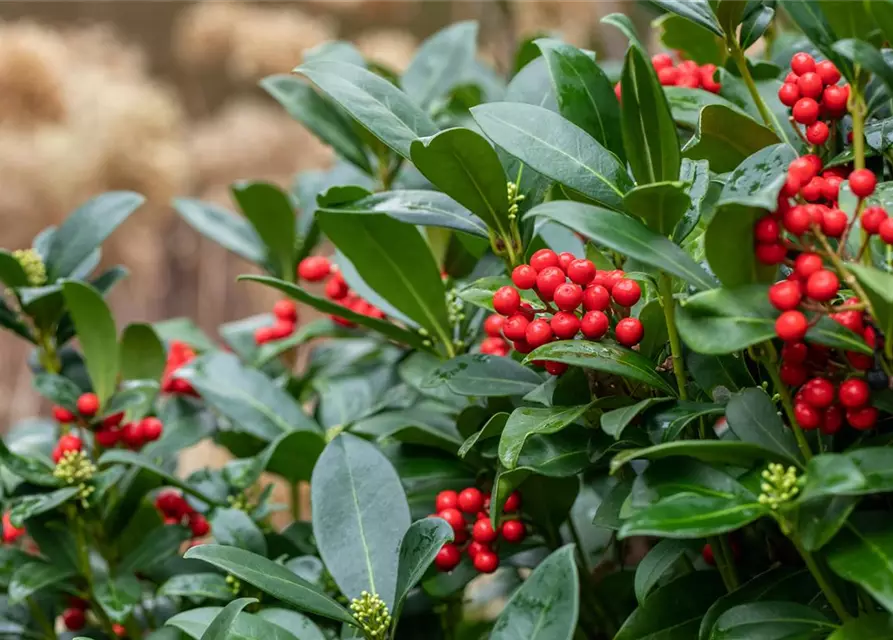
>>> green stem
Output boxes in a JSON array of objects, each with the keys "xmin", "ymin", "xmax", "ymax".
[
  {"xmin": 762, "ymin": 343, "xmax": 813, "ymax": 461},
  {"xmin": 850, "ymin": 77, "xmax": 867, "ymax": 172},
  {"xmin": 36, "ymin": 330, "xmax": 61, "ymax": 374},
  {"xmin": 567, "ymin": 519, "xmax": 615, "ymax": 637},
  {"xmin": 26, "ymin": 597, "xmax": 57, "ymax": 640},
  {"xmin": 716, "ymin": 536, "xmax": 740, "ymax": 589},
  {"xmin": 708, "ymin": 536, "xmax": 737, "ymax": 593},
  {"xmin": 72, "ymin": 515, "xmax": 117, "ymax": 637},
  {"xmin": 289, "ymin": 483, "xmax": 302, "ymax": 521},
  {"xmin": 729, "ymin": 37, "xmax": 774, "ymax": 129},
  {"xmin": 791, "ymin": 537, "xmax": 853, "ymax": 622},
  {"xmin": 658, "ymin": 274, "xmax": 688, "ymax": 402}
]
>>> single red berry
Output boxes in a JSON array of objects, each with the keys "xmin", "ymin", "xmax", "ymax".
[
  {"xmin": 614, "ymin": 82, "xmax": 622, "ymax": 100},
  {"xmin": 805, "ymin": 269, "xmax": 839, "ymax": 302},
  {"xmin": 484, "ymin": 314, "xmax": 505, "ymax": 338},
  {"xmin": 76, "ymin": 393, "xmax": 99, "ymax": 418},
  {"xmin": 839, "ymin": 378, "xmax": 870, "ymax": 408},
  {"xmin": 658, "ymin": 66, "xmax": 680, "ymax": 86},
  {"xmin": 434, "ymin": 543, "xmax": 461, "ymax": 572},
  {"xmin": 781, "ymin": 172, "xmax": 802, "ymax": 198},
  {"xmin": 791, "ymin": 52, "xmax": 816, "ymax": 75},
  {"xmin": 775, "ymin": 310, "xmax": 808, "ymax": 342},
  {"xmin": 567, "ymin": 259, "xmax": 596, "ymax": 286},
  {"xmin": 864, "ymin": 326, "xmax": 877, "ymax": 348},
  {"xmin": 784, "ymin": 71, "xmax": 799, "ymax": 83},
  {"xmin": 503, "ymin": 491, "xmax": 522, "ymax": 513},
  {"xmin": 580, "ymin": 310, "xmax": 609, "ymax": 340},
  {"xmin": 493, "ymin": 286, "xmax": 521, "ymax": 316},
  {"xmin": 269, "ymin": 318, "xmax": 295, "ymax": 340},
  {"xmin": 155, "ymin": 489, "xmax": 186, "ymax": 517},
  {"xmin": 582, "ymin": 285, "xmax": 611, "ymax": 311},
  {"xmin": 700, "ymin": 64, "xmax": 721, "ymax": 92},
  {"xmin": 822, "ymin": 175, "xmax": 842, "ymax": 201},
  {"xmin": 847, "ymin": 406, "xmax": 878, "ymax": 430},
  {"xmin": 781, "ymin": 341, "xmax": 808, "ymax": 364},
  {"xmin": 782, "ymin": 205, "xmax": 811, "ymax": 236},
  {"xmin": 806, "ymin": 121, "xmax": 829, "ymax": 146},
  {"xmin": 121, "ymin": 421, "xmax": 145, "ymax": 449},
  {"xmin": 535, "ymin": 267, "xmax": 566, "ymax": 301},
  {"xmin": 458, "ymin": 488, "xmax": 484, "ymax": 514},
  {"xmin": 472, "ymin": 518, "xmax": 498, "ymax": 543},
  {"xmin": 529, "ymin": 249, "xmax": 560, "ymax": 273},
  {"xmin": 797, "ymin": 72, "xmax": 823, "ymax": 99},
  {"xmin": 324, "ymin": 274, "xmax": 349, "ymax": 300},
  {"xmin": 755, "ymin": 243, "xmax": 787, "ymax": 265},
  {"xmin": 849, "ymin": 169, "xmax": 877, "ymax": 198},
  {"xmin": 435, "ymin": 490, "xmax": 459, "ymax": 512},
  {"xmin": 792, "ymin": 98, "xmax": 819, "ymax": 124},
  {"xmin": 847, "ymin": 350, "xmax": 874, "ymax": 371},
  {"xmin": 780, "ymin": 362, "xmax": 808, "ymax": 387},
  {"xmin": 480, "ymin": 337, "xmax": 508, "ymax": 356},
  {"xmin": 768, "ymin": 280, "xmax": 802, "ymax": 311},
  {"xmin": 57, "ymin": 433, "xmax": 83, "ymax": 455},
  {"xmin": 112, "ymin": 623, "xmax": 127, "ymax": 637},
  {"xmin": 473, "ymin": 550, "xmax": 499, "ymax": 574},
  {"xmin": 557, "ymin": 252, "xmax": 575, "ymax": 272},
  {"xmin": 778, "ymin": 82, "xmax": 800, "ymax": 107},
  {"xmin": 272, "ymin": 300, "xmax": 298, "ymax": 322},
  {"xmin": 95, "ymin": 427, "xmax": 119, "ymax": 448},
  {"xmin": 821, "ymin": 405, "xmax": 844, "ymax": 435},
  {"xmin": 821, "ymin": 208, "xmax": 847, "ymax": 237},
  {"xmin": 438, "ymin": 508, "xmax": 466, "ymax": 534},
  {"xmin": 52, "ymin": 406, "xmax": 75, "ymax": 423},
  {"xmin": 500, "ymin": 519, "xmax": 526, "ymax": 543},
  {"xmin": 652, "ymin": 53, "xmax": 673, "ymax": 70},
  {"xmin": 816, "ymin": 60, "xmax": 841, "ymax": 85},
  {"xmin": 880, "ymin": 218, "xmax": 893, "ymax": 244},
  {"xmin": 611, "ymin": 279, "xmax": 641, "ymax": 307},
  {"xmin": 676, "ymin": 73, "xmax": 701, "ymax": 89},
  {"xmin": 62, "ymin": 608, "xmax": 86, "ymax": 631},
  {"xmin": 189, "ymin": 513, "xmax": 210, "ymax": 537},
  {"xmin": 254, "ymin": 326, "xmax": 275, "ymax": 345},
  {"xmin": 553, "ymin": 283, "xmax": 583, "ymax": 311},
  {"xmin": 502, "ymin": 314, "xmax": 530, "ymax": 341},
  {"xmin": 702, "ymin": 544, "xmax": 715, "ymax": 565},
  {"xmin": 525, "ymin": 319, "xmax": 554, "ymax": 349},
  {"xmin": 512, "ymin": 339, "xmax": 533, "ymax": 354},
  {"xmin": 861, "ymin": 206, "xmax": 889, "ymax": 234},
  {"xmin": 140, "ymin": 417, "xmax": 163, "ymax": 442},
  {"xmin": 754, "ymin": 216, "xmax": 780, "ymax": 243},
  {"xmin": 615, "ymin": 318, "xmax": 644, "ymax": 347},
  {"xmin": 102, "ymin": 412, "xmax": 124, "ymax": 429},
  {"xmin": 466, "ymin": 540, "xmax": 489, "ymax": 558},
  {"xmin": 803, "ymin": 377, "xmax": 835, "ymax": 408},
  {"xmin": 551, "ymin": 312, "xmax": 581, "ymax": 340},
  {"xmin": 794, "ymin": 253, "xmax": 823, "ymax": 278},
  {"xmin": 544, "ymin": 361, "xmax": 568, "ymax": 376},
  {"xmin": 511, "ymin": 264, "xmax": 538, "ymax": 289},
  {"xmin": 831, "ymin": 311, "xmax": 863, "ymax": 333},
  {"xmin": 801, "ymin": 177, "xmax": 827, "ymax": 203},
  {"xmin": 794, "ymin": 402, "xmax": 821, "ymax": 430},
  {"xmin": 789, "ymin": 157, "xmax": 819, "ymax": 182},
  {"xmin": 297, "ymin": 256, "xmax": 331, "ymax": 282},
  {"xmin": 822, "ymin": 84, "xmax": 848, "ymax": 112}
]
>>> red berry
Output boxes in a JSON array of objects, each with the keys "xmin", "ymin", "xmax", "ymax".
[
  {"xmin": 435, "ymin": 490, "xmax": 459, "ymax": 512},
  {"xmin": 535, "ymin": 267, "xmax": 566, "ymax": 301},
  {"xmin": 140, "ymin": 417, "xmax": 163, "ymax": 442},
  {"xmin": 254, "ymin": 326, "xmax": 275, "ymax": 345},
  {"xmin": 615, "ymin": 318, "xmax": 644, "ymax": 347},
  {"xmin": 821, "ymin": 405, "xmax": 844, "ymax": 435},
  {"xmin": 849, "ymin": 169, "xmax": 877, "ymax": 198},
  {"xmin": 580, "ymin": 310, "xmax": 609, "ymax": 340},
  {"xmin": 822, "ymin": 175, "xmax": 842, "ymax": 201},
  {"xmin": 76, "ymin": 393, "xmax": 99, "ymax": 418},
  {"xmin": 52, "ymin": 406, "xmax": 75, "ymax": 423},
  {"xmin": 102, "ymin": 412, "xmax": 124, "ymax": 429},
  {"xmin": 821, "ymin": 208, "xmax": 847, "ymax": 237},
  {"xmin": 582, "ymin": 285, "xmax": 611, "ymax": 311},
  {"xmin": 553, "ymin": 283, "xmax": 583, "ymax": 311},
  {"xmin": 298, "ymin": 256, "xmax": 331, "ymax": 282},
  {"xmin": 839, "ymin": 378, "xmax": 870, "ymax": 408},
  {"xmin": 768, "ymin": 280, "xmax": 802, "ymax": 311},
  {"xmin": 784, "ymin": 72, "xmax": 800, "ymax": 84},
  {"xmin": 652, "ymin": 53, "xmax": 673, "ymax": 70},
  {"xmin": 790, "ymin": 156, "xmax": 820, "ymax": 182},
  {"xmin": 500, "ymin": 519, "xmax": 526, "ymax": 543},
  {"xmin": 702, "ymin": 544, "xmax": 715, "ymax": 565},
  {"xmin": 480, "ymin": 337, "xmax": 508, "ymax": 356},
  {"xmin": 781, "ymin": 341, "xmax": 808, "ymax": 364},
  {"xmin": 775, "ymin": 310, "xmax": 808, "ymax": 341},
  {"xmin": 611, "ymin": 279, "xmax": 641, "ymax": 307},
  {"xmin": 847, "ymin": 350, "xmax": 874, "ymax": 371},
  {"xmin": 551, "ymin": 312, "xmax": 581, "ymax": 340},
  {"xmin": 831, "ymin": 311, "xmax": 863, "ymax": 333},
  {"xmin": 755, "ymin": 243, "xmax": 787, "ymax": 265},
  {"xmin": 677, "ymin": 73, "xmax": 700, "ymax": 89},
  {"xmin": 512, "ymin": 339, "xmax": 533, "ymax": 354},
  {"xmin": 797, "ymin": 72, "xmax": 823, "ymax": 99},
  {"xmin": 57, "ymin": 433, "xmax": 82, "ymax": 455},
  {"xmin": 502, "ymin": 314, "xmax": 530, "ymax": 341},
  {"xmin": 511, "ymin": 264, "xmax": 538, "ymax": 289},
  {"xmin": 189, "ymin": 513, "xmax": 210, "ymax": 537},
  {"xmin": 525, "ymin": 318, "xmax": 554, "ymax": 349},
  {"xmin": 155, "ymin": 489, "xmax": 186, "ymax": 517},
  {"xmin": 778, "ymin": 82, "xmax": 800, "ymax": 107},
  {"xmin": 472, "ymin": 518, "xmax": 498, "ymax": 543},
  {"xmin": 880, "ymin": 218, "xmax": 893, "ymax": 244},
  {"xmin": 803, "ymin": 377, "xmax": 835, "ymax": 408},
  {"xmin": 567, "ymin": 259, "xmax": 596, "ymax": 286},
  {"xmin": 95, "ymin": 427, "xmax": 119, "ymax": 448},
  {"xmin": 457, "ymin": 488, "xmax": 484, "ymax": 514},
  {"xmin": 848, "ymin": 406, "xmax": 878, "ymax": 430},
  {"xmin": 557, "ymin": 252, "xmax": 575, "ymax": 272},
  {"xmin": 503, "ymin": 491, "xmax": 522, "ymax": 513},
  {"xmin": 434, "ymin": 543, "xmax": 461, "ymax": 572},
  {"xmin": 792, "ymin": 98, "xmax": 819, "ymax": 124},
  {"xmin": 780, "ymin": 362, "xmax": 808, "ymax": 387},
  {"xmin": 272, "ymin": 300, "xmax": 298, "ymax": 322},
  {"xmin": 795, "ymin": 402, "xmax": 822, "ymax": 430},
  {"xmin": 68, "ymin": 596, "xmax": 89, "ymax": 610},
  {"xmin": 791, "ymin": 52, "xmax": 816, "ymax": 75},
  {"xmin": 782, "ymin": 205, "xmax": 811, "ymax": 236},
  {"xmin": 816, "ymin": 60, "xmax": 841, "ymax": 85},
  {"xmin": 754, "ymin": 216, "xmax": 780, "ymax": 243},
  {"xmin": 658, "ymin": 66, "xmax": 680, "ymax": 86},
  {"xmin": 822, "ymin": 84, "xmax": 848, "ymax": 112},
  {"xmin": 269, "ymin": 318, "xmax": 295, "ymax": 340},
  {"xmin": 700, "ymin": 64, "xmax": 721, "ymax": 92},
  {"xmin": 862, "ymin": 206, "xmax": 888, "ymax": 234},
  {"xmin": 794, "ymin": 253, "xmax": 823, "ymax": 278},
  {"xmin": 805, "ymin": 270, "xmax": 839, "ymax": 302},
  {"xmin": 121, "ymin": 421, "xmax": 145, "ymax": 449},
  {"xmin": 438, "ymin": 508, "xmax": 466, "ymax": 533},
  {"xmin": 484, "ymin": 314, "xmax": 505, "ymax": 337},
  {"xmin": 466, "ymin": 540, "xmax": 489, "ymax": 558},
  {"xmin": 113, "ymin": 624, "xmax": 127, "ymax": 637},
  {"xmin": 781, "ymin": 172, "xmax": 802, "ymax": 198},
  {"xmin": 544, "ymin": 361, "xmax": 568, "ymax": 376},
  {"xmin": 801, "ymin": 177, "xmax": 827, "ymax": 203},
  {"xmin": 517, "ymin": 303, "xmax": 536, "ymax": 321},
  {"xmin": 614, "ymin": 82, "xmax": 622, "ymax": 100},
  {"xmin": 62, "ymin": 608, "xmax": 86, "ymax": 631},
  {"xmin": 806, "ymin": 121, "xmax": 829, "ymax": 146},
  {"xmin": 473, "ymin": 550, "xmax": 499, "ymax": 574},
  {"xmin": 493, "ymin": 286, "xmax": 521, "ymax": 316},
  {"xmin": 529, "ymin": 249, "xmax": 560, "ymax": 273},
  {"xmin": 324, "ymin": 274, "xmax": 349, "ymax": 300}
]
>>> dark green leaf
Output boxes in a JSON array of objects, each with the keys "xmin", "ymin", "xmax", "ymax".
[
  {"xmin": 119, "ymin": 323, "xmax": 165, "ymax": 382},
  {"xmin": 656, "ymin": 13, "xmax": 726, "ymax": 65},
  {"xmin": 458, "ymin": 412, "xmax": 508, "ymax": 458},
  {"xmin": 159, "ymin": 573, "xmax": 238, "ymax": 601},
  {"xmin": 231, "ymin": 182, "xmax": 297, "ymax": 280},
  {"xmin": 846, "ymin": 264, "xmax": 893, "ymax": 351},
  {"xmin": 725, "ymin": 388, "xmax": 802, "ymax": 461},
  {"xmin": 798, "ymin": 495, "xmax": 858, "ymax": 552},
  {"xmin": 119, "ymin": 524, "xmax": 188, "ymax": 573},
  {"xmin": 652, "ymin": 0, "xmax": 724, "ymax": 36},
  {"xmin": 526, "ymin": 200, "xmax": 716, "ymax": 290},
  {"xmin": 683, "ymin": 105, "xmax": 779, "ymax": 173},
  {"xmin": 623, "ymin": 182, "xmax": 691, "ymax": 236},
  {"xmin": 393, "ymin": 517, "xmax": 454, "ymax": 619},
  {"xmin": 31, "ymin": 373, "xmax": 81, "ymax": 412},
  {"xmin": 780, "ymin": 0, "xmax": 851, "ymax": 79},
  {"xmin": 8, "ymin": 561, "xmax": 75, "ymax": 603},
  {"xmin": 200, "ymin": 597, "xmax": 258, "ymax": 640},
  {"xmin": 423, "ymin": 353, "xmax": 543, "ymax": 397},
  {"xmin": 471, "ymin": 102, "xmax": 632, "ymax": 211},
  {"xmin": 601, "ymin": 13, "xmax": 646, "ymax": 50},
  {"xmin": 825, "ymin": 519, "xmax": 893, "ymax": 613},
  {"xmin": 709, "ymin": 601, "xmax": 833, "ymax": 638},
  {"xmin": 665, "ymin": 87, "xmax": 747, "ymax": 130},
  {"xmin": 403, "ymin": 21, "xmax": 478, "ymax": 111},
  {"xmin": 166, "ymin": 606, "xmax": 307, "ymax": 640},
  {"xmin": 211, "ymin": 509, "xmax": 267, "ymax": 556},
  {"xmin": 630, "ymin": 458, "xmax": 756, "ymax": 508},
  {"xmin": 61, "ymin": 281, "xmax": 118, "ymax": 404},
  {"xmin": 173, "ymin": 198, "xmax": 266, "ymax": 265},
  {"xmin": 601, "ymin": 398, "xmax": 673, "ymax": 439},
  {"xmin": 634, "ymin": 539, "xmax": 694, "ymax": 604},
  {"xmin": 740, "ymin": 6, "xmax": 776, "ymax": 50},
  {"xmin": 95, "ymin": 575, "xmax": 141, "ymax": 623},
  {"xmin": 835, "ymin": 38, "xmax": 893, "ymax": 95},
  {"xmin": 619, "ymin": 492, "xmax": 768, "ymax": 538},
  {"xmin": 801, "ymin": 449, "xmax": 893, "ymax": 502},
  {"xmin": 610, "ymin": 440, "xmax": 798, "ymax": 475},
  {"xmin": 0, "ymin": 251, "xmax": 29, "ymax": 289},
  {"xmin": 99, "ymin": 450, "xmax": 223, "ymax": 505},
  {"xmin": 498, "ymin": 404, "xmax": 591, "ymax": 468},
  {"xmin": 828, "ymin": 613, "xmax": 893, "ymax": 639},
  {"xmin": 686, "ymin": 351, "xmax": 753, "ymax": 397}
]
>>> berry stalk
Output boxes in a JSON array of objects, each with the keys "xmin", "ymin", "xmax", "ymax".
[
  {"xmin": 658, "ymin": 273, "xmax": 688, "ymax": 402},
  {"xmin": 728, "ymin": 36, "xmax": 774, "ymax": 130}
]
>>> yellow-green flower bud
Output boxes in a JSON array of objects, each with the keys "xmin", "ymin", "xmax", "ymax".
[
  {"xmin": 12, "ymin": 249, "xmax": 46, "ymax": 286},
  {"xmin": 349, "ymin": 591, "xmax": 391, "ymax": 639},
  {"xmin": 757, "ymin": 462, "xmax": 800, "ymax": 510}
]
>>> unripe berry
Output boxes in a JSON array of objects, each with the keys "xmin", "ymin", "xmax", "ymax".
[
  {"xmin": 567, "ymin": 259, "xmax": 596, "ymax": 286},
  {"xmin": 791, "ymin": 52, "xmax": 816, "ymax": 75},
  {"xmin": 582, "ymin": 285, "xmax": 611, "ymax": 311},
  {"xmin": 435, "ymin": 490, "xmax": 459, "ymax": 512},
  {"xmin": 457, "ymin": 488, "xmax": 484, "ymax": 514},
  {"xmin": 472, "ymin": 518, "xmax": 498, "ymax": 543},
  {"xmin": 580, "ymin": 311, "xmax": 609, "ymax": 340},
  {"xmin": 768, "ymin": 280, "xmax": 802, "ymax": 311},
  {"xmin": 615, "ymin": 318, "xmax": 644, "ymax": 347},
  {"xmin": 511, "ymin": 264, "xmax": 538, "ymax": 289},
  {"xmin": 529, "ymin": 249, "xmax": 560, "ymax": 273},
  {"xmin": 52, "ymin": 406, "xmax": 75, "ymax": 423},
  {"xmin": 525, "ymin": 319, "xmax": 554, "ymax": 349},
  {"xmin": 502, "ymin": 314, "xmax": 530, "ymax": 341},
  {"xmin": 76, "ymin": 393, "xmax": 99, "ymax": 418},
  {"xmin": 297, "ymin": 256, "xmax": 331, "ymax": 282},
  {"xmin": 805, "ymin": 269, "xmax": 839, "ymax": 302},
  {"xmin": 553, "ymin": 283, "xmax": 583, "ymax": 311},
  {"xmin": 778, "ymin": 82, "xmax": 800, "ymax": 107},
  {"xmin": 501, "ymin": 519, "xmax": 526, "ymax": 543},
  {"xmin": 816, "ymin": 60, "xmax": 841, "ymax": 85},
  {"xmin": 806, "ymin": 121, "xmax": 829, "ymax": 145},
  {"xmin": 838, "ymin": 378, "xmax": 870, "ymax": 408},
  {"xmin": 775, "ymin": 310, "xmax": 808, "ymax": 341},
  {"xmin": 493, "ymin": 286, "xmax": 521, "ymax": 316},
  {"xmin": 551, "ymin": 311, "xmax": 581, "ymax": 339},
  {"xmin": 792, "ymin": 98, "xmax": 819, "ymax": 124},
  {"xmin": 611, "ymin": 279, "xmax": 641, "ymax": 307},
  {"xmin": 434, "ymin": 543, "xmax": 461, "ymax": 572},
  {"xmin": 473, "ymin": 550, "xmax": 499, "ymax": 574},
  {"xmin": 849, "ymin": 169, "xmax": 877, "ymax": 198}
]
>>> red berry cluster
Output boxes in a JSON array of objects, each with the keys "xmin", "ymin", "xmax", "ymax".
[
  {"xmin": 490, "ymin": 249, "xmax": 644, "ymax": 375},
  {"xmin": 479, "ymin": 314, "xmax": 510, "ymax": 356},
  {"xmin": 61, "ymin": 597, "xmax": 88, "ymax": 631},
  {"xmin": 255, "ymin": 299, "xmax": 299, "ymax": 345},
  {"xmin": 54, "ymin": 393, "xmax": 164, "ymax": 452},
  {"xmin": 788, "ymin": 373, "xmax": 878, "ymax": 433},
  {"xmin": 778, "ymin": 52, "xmax": 846, "ymax": 145},
  {"xmin": 161, "ymin": 340, "xmax": 198, "ymax": 396},
  {"xmin": 155, "ymin": 488, "xmax": 211, "ymax": 538},
  {"xmin": 2, "ymin": 511, "xmax": 25, "ymax": 544},
  {"xmin": 613, "ymin": 53, "xmax": 721, "ymax": 100},
  {"xmin": 297, "ymin": 255, "xmax": 385, "ymax": 326},
  {"xmin": 432, "ymin": 488, "xmax": 525, "ymax": 575}
]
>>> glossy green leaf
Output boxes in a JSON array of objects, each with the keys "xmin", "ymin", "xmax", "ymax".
[
  {"xmin": 780, "ymin": 0, "xmax": 851, "ymax": 79},
  {"xmin": 870, "ymin": 1, "xmax": 893, "ymax": 48},
  {"xmin": 311, "ymin": 434, "xmax": 411, "ymax": 608},
  {"xmin": 185, "ymin": 545, "xmax": 356, "ymax": 625},
  {"xmin": 634, "ymin": 539, "xmax": 694, "ymax": 604},
  {"xmin": 99, "ymin": 450, "xmax": 223, "ymax": 505},
  {"xmin": 656, "ymin": 13, "xmax": 725, "ymax": 66},
  {"xmin": 619, "ymin": 492, "xmax": 768, "ymax": 538},
  {"xmin": 119, "ymin": 524, "xmax": 189, "ymax": 573},
  {"xmin": 725, "ymin": 388, "xmax": 802, "ymax": 461},
  {"xmin": 499, "ymin": 404, "xmax": 591, "ymax": 468},
  {"xmin": 801, "ymin": 448, "xmax": 893, "ymax": 501},
  {"xmin": 471, "ymin": 102, "xmax": 632, "ymax": 211},
  {"xmin": 535, "ymin": 38, "xmax": 625, "ymax": 161},
  {"xmin": 32, "ymin": 373, "xmax": 81, "ymax": 413},
  {"xmin": 847, "ymin": 264, "xmax": 893, "ymax": 351},
  {"xmin": 61, "ymin": 281, "xmax": 118, "ymax": 405},
  {"xmin": 9, "ymin": 487, "xmax": 78, "ymax": 527},
  {"xmin": 664, "ymin": 87, "xmax": 746, "ymax": 129},
  {"xmin": 798, "ymin": 495, "xmax": 858, "ymax": 552},
  {"xmin": 231, "ymin": 182, "xmax": 297, "ymax": 280},
  {"xmin": 740, "ymin": 6, "xmax": 776, "ymax": 50},
  {"xmin": 119, "ymin": 323, "xmax": 165, "ymax": 382},
  {"xmin": 826, "ymin": 519, "xmax": 893, "ymax": 612},
  {"xmin": 0, "ymin": 251, "xmax": 29, "ymax": 289},
  {"xmin": 393, "ymin": 517, "xmax": 454, "ymax": 620},
  {"xmin": 8, "ymin": 561, "xmax": 75, "ymax": 603},
  {"xmin": 623, "ymin": 181, "xmax": 691, "ymax": 237},
  {"xmin": 295, "ymin": 60, "xmax": 438, "ymax": 160},
  {"xmin": 709, "ymin": 601, "xmax": 833, "ymax": 639},
  {"xmin": 620, "ymin": 43, "xmax": 681, "ymax": 184},
  {"xmin": 683, "ymin": 105, "xmax": 779, "ymax": 173},
  {"xmin": 526, "ymin": 200, "xmax": 716, "ymax": 290},
  {"xmin": 611, "ymin": 440, "xmax": 798, "ymax": 475},
  {"xmin": 601, "ymin": 13, "xmax": 646, "ymax": 50},
  {"xmin": 834, "ymin": 40, "xmax": 893, "ymax": 94},
  {"xmin": 167, "ymin": 606, "xmax": 309, "ymax": 640},
  {"xmin": 458, "ymin": 412, "xmax": 508, "ymax": 458},
  {"xmin": 601, "ymin": 398, "xmax": 673, "ymax": 439},
  {"xmin": 686, "ymin": 351, "xmax": 753, "ymax": 397},
  {"xmin": 524, "ymin": 339, "xmax": 676, "ymax": 395},
  {"xmin": 409, "ymin": 128, "xmax": 510, "ymax": 238},
  {"xmin": 423, "ymin": 353, "xmax": 543, "ymax": 397},
  {"xmin": 630, "ymin": 458, "xmax": 756, "ymax": 509},
  {"xmin": 211, "ymin": 508, "xmax": 267, "ymax": 556},
  {"xmin": 95, "ymin": 575, "xmax": 142, "ymax": 623},
  {"xmin": 652, "ymin": 0, "xmax": 724, "ymax": 36},
  {"xmin": 200, "ymin": 597, "xmax": 258, "ymax": 640},
  {"xmin": 45, "ymin": 191, "xmax": 144, "ymax": 280},
  {"xmin": 828, "ymin": 613, "xmax": 893, "ymax": 639},
  {"xmin": 173, "ymin": 198, "xmax": 266, "ymax": 265},
  {"xmin": 261, "ymin": 75, "xmax": 372, "ymax": 173},
  {"xmin": 490, "ymin": 545, "xmax": 579, "ymax": 640},
  {"xmin": 158, "ymin": 574, "xmax": 236, "ymax": 601},
  {"xmin": 403, "ymin": 21, "xmax": 478, "ymax": 111}
]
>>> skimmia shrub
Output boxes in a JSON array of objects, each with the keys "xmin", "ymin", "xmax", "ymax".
[{"xmin": 2, "ymin": 3, "xmax": 893, "ymax": 639}]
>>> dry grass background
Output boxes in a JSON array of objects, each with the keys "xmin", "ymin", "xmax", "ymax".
[{"xmin": 0, "ymin": 1, "xmax": 639, "ymax": 481}]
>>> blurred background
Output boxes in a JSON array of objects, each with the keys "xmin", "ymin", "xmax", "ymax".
[{"xmin": 0, "ymin": 1, "xmax": 657, "ymax": 425}]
